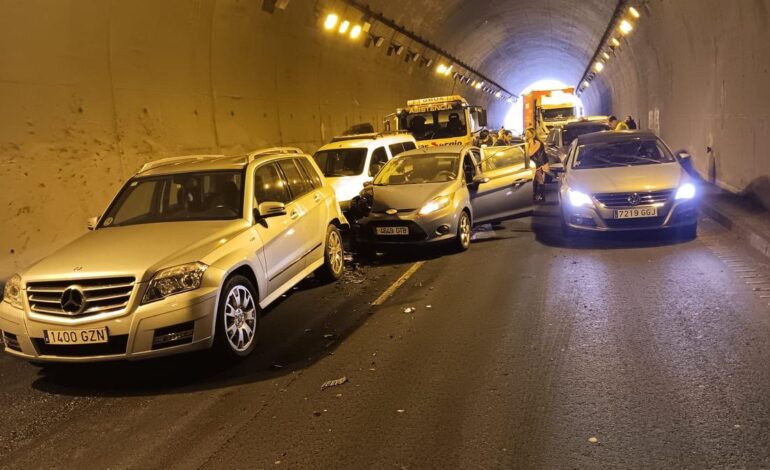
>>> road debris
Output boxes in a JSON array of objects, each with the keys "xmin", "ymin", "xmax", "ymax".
[
  {"xmin": 323, "ymin": 334, "xmax": 336, "ymax": 339},
  {"xmin": 321, "ymin": 376, "xmax": 348, "ymax": 391},
  {"xmin": 425, "ymin": 304, "xmax": 432, "ymax": 309},
  {"xmin": 588, "ymin": 436, "xmax": 599, "ymax": 444},
  {"xmin": 313, "ymin": 411, "xmax": 323, "ymax": 417},
  {"xmin": 397, "ymin": 409, "xmax": 405, "ymax": 413},
  {"xmin": 270, "ymin": 364, "xmax": 283, "ymax": 370},
  {"xmin": 403, "ymin": 307, "xmax": 416, "ymax": 314}
]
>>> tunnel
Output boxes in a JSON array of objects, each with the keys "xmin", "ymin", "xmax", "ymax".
[
  {"xmin": 1, "ymin": 0, "xmax": 768, "ymax": 275},
  {"xmin": 2, "ymin": 1, "xmax": 770, "ymax": 467}
]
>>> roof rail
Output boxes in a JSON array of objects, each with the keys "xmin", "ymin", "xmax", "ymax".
[
  {"xmin": 246, "ymin": 147, "xmax": 304, "ymax": 160},
  {"xmin": 330, "ymin": 129, "xmax": 413, "ymax": 143},
  {"xmin": 138, "ymin": 154, "xmax": 227, "ymax": 174}
]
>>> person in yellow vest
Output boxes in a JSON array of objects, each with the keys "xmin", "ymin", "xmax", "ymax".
[{"xmin": 609, "ymin": 115, "xmax": 630, "ymax": 131}]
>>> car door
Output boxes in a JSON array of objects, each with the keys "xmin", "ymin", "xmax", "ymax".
[
  {"xmin": 277, "ymin": 158, "xmax": 324, "ymax": 267},
  {"xmin": 252, "ymin": 162, "xmax": 307, "ymax": 293},
  {"xmin": 468, "ymin": 146, "xmax": 535, "ymax": 224}
]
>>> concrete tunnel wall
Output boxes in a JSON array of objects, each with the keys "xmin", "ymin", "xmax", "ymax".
[
  {"xmin": 0, "ymin": 0, "xmax": 489, "ymax": 279},
  {"xmin": 581, "ymin": 0, "xmax": 770, "ymax": 202}
]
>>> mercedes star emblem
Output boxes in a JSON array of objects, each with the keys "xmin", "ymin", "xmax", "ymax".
[
  {"xmin": 627, "ymin": 193, "xmax": 641, "ymax": 206},
  {"xmin": 60, "ymin": 286, "xmax": 85, "ymax": 315}
]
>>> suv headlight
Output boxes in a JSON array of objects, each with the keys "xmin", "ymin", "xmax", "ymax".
[
  {"xmin": 675, "ymin": 183, "xmax": 696, "ymax": 200},
  {"xmin": 567, "ymin": 188, "xmax": 593, "ymax": 207},
  {"xmin": 2, "ymin": 274, "xmax": 23, "ymax": 309},
  {"xmin": 419, "ymin": 195, "xmax": 452, "ymax": 215},
  {"xmin": 142, "ymin": 262, "xmax": 208, "ymax": 304}
]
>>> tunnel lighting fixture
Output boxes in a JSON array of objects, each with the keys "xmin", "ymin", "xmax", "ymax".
[
  {"xmin": 349, "ymin": 24, "xmax": 362, "ymax": 39},
  {"xmin": 475, "ymin": 81, "xmax": 484, "ymax": 90},
  {"xmin": 619, "ymin": 19, "xmax": 633, "ymax": 35},
  {"xmin": 628, "ymin": 6, "xmax": 640, "ymax": 18},
  {"xmin": 506, "ymin": 97, "xmax": 514, "ymax": 104},
  {"xmin": 436, "ymin": 63, "xmax": 447, "ymax": 74},
  {"xmin": 338, "ymin": 20, "xmax": 350, "ymax": 34},
  {"xmin": 394, "ymin": 44, "xmax": 404, "ymax": 55},
  {"xmin": 610, "ymin": 37, "xmax": 621, "ymax": 48},
  {"xmin": 324, "ymin": 13, "xmax": 338, "ymax": 30},
  {"xmin": 443, "ymin": 65, "xmax": 453, "ymax": 76},
  {"xmin": 411, "ymin": 52, "xmax": 420, "ymax": 62},
  {"xmin": 602, "ymin": 51, "xmax": 611, "ymax": 60},
  {"xmin": 362, "ymin": 21, "xmax": 372, "ymax": 33},
  {"xmin": 593, "ymin": 61, "xmax": 604, "ymax": 73},
  {"xmin": 494, "ymin": 91, "xmax": 502, "ymax": 98},
  {"xmin": 582, "ymin": 80, "xmax": 590, "ymax": 89}
]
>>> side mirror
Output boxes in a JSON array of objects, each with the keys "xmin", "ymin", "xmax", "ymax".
[
  {"xmin": 87, "ymin": 216, "xmax": 98, "ymax": 230},
  {"xmin": 478, "ymin": 109, "xmax": 488, "ymax": 127},
  {"xmin": 363, "ymin": 180, "xmax": 373, "ymax": 188},
  {"xmin": 254, "ymin": 201, "xmax": 286, "ymax": 221},
  {"xmin": 471, "ymin": 175, "xmax": 490, "ymax": 185},
  {"xmin": 676, "ymin": 150, "xmax": 692, "ymax": 162}
]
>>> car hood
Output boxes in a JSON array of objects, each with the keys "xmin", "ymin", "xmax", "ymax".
[
  {"xmin": 327, "ymin": 175, "xmax": 369, "ymax": 202},
  {"xmin": 566, "ymin": 162, "xmax": 688, "ymax": 194},
  {"xmin": 371, "ymin": 182, "xmax": 456, "ymax": 212},
  {"xmin": 21, "ymin": 220, "xmax": 250, "ymax": 283}
]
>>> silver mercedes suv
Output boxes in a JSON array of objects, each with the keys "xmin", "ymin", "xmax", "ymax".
[{"xmin": 1, "ymin": 149, "xmax": 348, "ymax": 362}]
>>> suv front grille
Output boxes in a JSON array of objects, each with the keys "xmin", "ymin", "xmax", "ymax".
[
  {"xmin": 26, "ymin": 277, "xmax": 135, "ymax": 318},
  {"xmin": 594, "ymin": 189, "xmax": 674, "ymax": 208}
]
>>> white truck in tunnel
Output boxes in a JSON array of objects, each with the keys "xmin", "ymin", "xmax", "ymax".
[{"xmin": 384, "ymin": 95, "xmax": 487, "ymax": 148}]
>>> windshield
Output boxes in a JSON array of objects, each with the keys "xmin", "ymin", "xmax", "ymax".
[
  {"xmin": 374, "ymin": 154, "xmax": 459, "ymax": 185},
  {"xmin": 563, "ymin": 124, "xmax": 610, "ymax": 146},
  {"xmin": 313, "ymin": 149, "xmax": 368, "ymax": 177},
  {"xmin": 100, "ymin": 170, "xmax": 244, "ymax": 227},
  {"xmin": 405, "ymin": 110, "xmax": 468, "ymax": 141},
  {"xmin": 541, "ymin": 107, "xmax": 575, "ymax": 122},
  {"xmin": 573, "ymin": 138, "xmax": 676, "ymax": 169}
]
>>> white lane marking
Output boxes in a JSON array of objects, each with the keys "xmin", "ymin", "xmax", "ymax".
[{"xmin": 371, "ymin": 261, "xmax": 425, "ymax": 306}]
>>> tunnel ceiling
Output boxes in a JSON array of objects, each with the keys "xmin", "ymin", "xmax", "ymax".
[{"xmin": 362, "ymin": 0, "xmax": 618, "ymax": 94}]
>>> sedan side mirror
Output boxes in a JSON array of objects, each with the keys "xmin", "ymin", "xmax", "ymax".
[
  {"xmin": 254, "ymin": 201, "xmax": 286, "ymax": 221},
  {"xmin": 471, "ymin": 175, "xmax": 490, "ymax": 185},
  {"xmin": 87, "ymin": 216, "xmax": 99, "ymax": 230},
  {"xmin": 676, "ymin": 150, "xmax": 692, "ymax": 162}
]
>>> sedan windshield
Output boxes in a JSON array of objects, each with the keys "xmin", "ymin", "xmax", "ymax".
[
  {"xmin": 313, "ymin": 149, "xmax": 367, "ymax": 177},
  {"xmin": 405, "ymin": 110, "xmax": 467, "ymax": 141},
  {"xmin": 100, "ymin": 170, "xmax": 243, "ymax": 227},
  {"xmin": 374, "ymin": 154, "xmax": 459, "ymax": 185},
  {"xmin": 573, "ymin": 138, "xmax": 676, "ymax": 169}
]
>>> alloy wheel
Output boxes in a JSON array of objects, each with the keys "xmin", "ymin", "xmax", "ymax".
[
  {"xmin": 328, "ymin": 229, "xmax": 344, "ymax": 275},
  {"xmin": 223, "ymin": 285, "xmax": 257, "ymax": 352}
]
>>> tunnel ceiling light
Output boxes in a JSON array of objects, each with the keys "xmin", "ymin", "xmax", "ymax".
[
  {"xmin": 619, "ymin": 19, "xmax": 633, "ymax": 35},
  {"xmin": 324, "ymin": 13, "xmax": 339, "ymax": 30},
  {"xmin": 628, "ymin": 6, "xmax": 640, "ymax": 18},
  {"xmin": 610, "ymin": 37, "xmax": 621, "ymax": 48},
  {"xmin": 349, "ymin": 24, "xmax": 362, "ymax": 39},
  {"xmin": 593, "ymin": 61, "xmax": 604, "ymax": 73},
  {"xmin": 494, "ymin": 91, "xmax": 502, "ymax": 98},
  {"xmin": 506, "ymin": 97, "xmax": 514, "ymax": 104},
  {"xmin": 362, "ymin": 21, "xmax": 372, "ymax": 33},
  {"xmin": 475, "ymin": 81, "xmax": 484, "ymax": 89},
  {"xmin": 394, "ymin": 44, "xmax": 404, "ymax": 55},
  {"xmin": 436, "ymin": 63, "xmax": 447, "ymax": 74},
  {"xmin": 338, "ymin": 20, "xmax": 350, "ymax": 34},
  {"xmin": 373, "ymin": 35, "xmax": 384, "ymax": 48},
  {"xmin": 443, "ymin": 65, "xmax": 453, "ymax": 76},
  {"xmin": 582, "ymin": 80, "xmax": 590, "ymax": 88},
  {"xmin": 602, "ymin": 51, "xmax": 611, "ymax": 60}
]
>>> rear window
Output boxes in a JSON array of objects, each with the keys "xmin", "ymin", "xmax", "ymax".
[{"xmin": 313, "ymin": 149, "xmax": 367, "ymax": 177}]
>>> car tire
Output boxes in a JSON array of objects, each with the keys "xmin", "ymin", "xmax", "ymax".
[
  {"xmin": 213, "ymin": 275, "xmax": 260, "ymax": 360},
  {"xmin": 315, "ymin": 224, "xmax": 345, "ymax": 282},
  {"xmin": 454, "ymin": 210, "xmax": 472, "ymax": 252}
]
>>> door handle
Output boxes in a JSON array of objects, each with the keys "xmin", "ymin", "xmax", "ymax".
[
  {"xmin": 290, "ymin": 210, "xmax": 300, "ymax": 220},
  {"xmin": 313, "ymin": 193, "xmax": 321, "ymax": 202}
]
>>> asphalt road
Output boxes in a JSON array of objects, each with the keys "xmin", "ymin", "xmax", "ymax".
[{"xmin": 2, "ymin": 212, "xmax": 770, "ymax": 469}]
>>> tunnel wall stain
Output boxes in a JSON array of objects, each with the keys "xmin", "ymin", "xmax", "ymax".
[
  {"xmin": 582, "ymin": 0, "xmax": 770, "ymax": 205},
  {"xmin": 0, "ymin": 0, "xmax": 480, "ymax": 278}
]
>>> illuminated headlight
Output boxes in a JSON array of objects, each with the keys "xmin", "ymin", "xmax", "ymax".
[
  {"xmin": 567, "ymin": 189, "xmax": 593, "ymax": 207},
  {"xmin": 675, "ymin": 183, "xmax": 696, "ymax": 200},
  {"xmin": 142, "ymin": 262, "xmax": 208, "ymax": 304},
  {"xmin": 2, "ymin": 274, "xmax": 23, "ymax": 309},
  {"xmin": 419, "ymin": 195, "xmax": 452, "ymax": 215}
]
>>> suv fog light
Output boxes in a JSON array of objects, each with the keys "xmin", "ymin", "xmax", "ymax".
[
  {"xmin": 152, "ymin": 321, "xmax": 195, "ymax": 350},
  {"xmin": 436, "ymin": 224, "xmax": 451, "ymax": 235}
]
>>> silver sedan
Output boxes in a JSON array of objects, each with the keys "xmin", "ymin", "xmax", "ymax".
[{"xmin": 351, "ymin": 145, "xmax": 535, "ymax": 252}]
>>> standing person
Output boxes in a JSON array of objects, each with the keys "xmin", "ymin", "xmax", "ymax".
[
  {"xmin": 476, "ymin": 129, "xmax": 496, "ymax": 147},
  {"xmin": 608, "ymin": 115, "xmax": 629, "ymax": 131},
  {"xmin": 525, "ymin": 127, "xmax": 548, "ymax": 202},
  {"xmin": 625, "ymin": 115, "xmax": 638, "ymax": 129},
  {"xmin": 495, "ymin": 130, "xmax": 513, "ymax": 146}
]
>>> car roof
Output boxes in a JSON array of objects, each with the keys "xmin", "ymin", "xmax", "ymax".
[
  {"xmin": 563, "ymin": 120, "xmax": 611, "ymax": 129},
  {"xmin": 576, "ymin": 130, "xmax": 658, "ymax": 145},
  {"xmin": 397, "ymin": 144, "xmax": 472, "ymax": 158},
  {"xmin": 316, "ymin": 133, "xmax": 416, "ymax": 152},
  {"xmin": 136, "ymin": 149, "xmax": 310, "ymax": 176}
]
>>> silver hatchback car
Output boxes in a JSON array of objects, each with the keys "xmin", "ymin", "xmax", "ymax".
[{"xmin": 351, "ymin": 145, "xmax": 535, "ymax": 251}]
